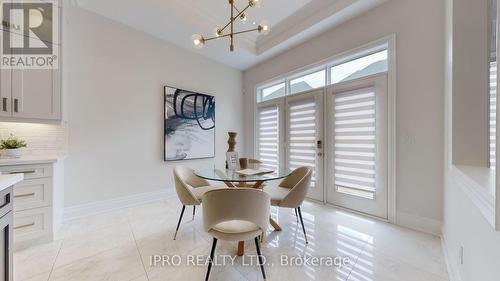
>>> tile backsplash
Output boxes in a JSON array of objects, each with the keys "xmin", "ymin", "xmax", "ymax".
[{"xmin": 0, "ymin": 122, "xmax": 68, "ymax": 155}]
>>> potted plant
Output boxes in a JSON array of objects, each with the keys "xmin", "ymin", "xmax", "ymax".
[{"xmin": 0, "ymin": 134, "xmax": 27, "ymax": 158}]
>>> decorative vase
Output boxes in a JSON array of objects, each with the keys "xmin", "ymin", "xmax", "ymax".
[
  {"xmin": 227, "ymin": 132, "xmax": 237, "ymax": 152},
  {"xmin": 226, "ymin": 132, "xmax": 237, "ymax": 169},
  {"xmin": 3, "ymin": 148, "xmax": 21, "ymax": 158}
]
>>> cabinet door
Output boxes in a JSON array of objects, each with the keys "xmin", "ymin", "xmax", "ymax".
[
  {"xmin": 9, "ymin": 30, "xmax": 61, "ymax": 120},
  {"xmin": 0, "ymin": 67, "xmax": 11, "ymax": 117},
  {"xmin": 11, "ymin": 67, "xmax": 61, "ymax": 120}
]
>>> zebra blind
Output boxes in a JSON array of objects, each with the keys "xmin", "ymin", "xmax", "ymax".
[
  {"xmin": 333, "ymin": 88, "xmax": 377, "ymax": 199},
  {"xmin": 287, "ymin": 98, "xmax": 318, "ymax": 187},
  {"xmin": 257, "ymin": 105, "xmax": 280, "ymax": 170},
  {"xmin": 490, "ymin": 61, "xmax": 497, "ymax": 169}
]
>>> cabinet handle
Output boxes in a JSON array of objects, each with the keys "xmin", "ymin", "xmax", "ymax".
[
  {"xmin": 2, "ymin": 97, "xmax": 7, "ymax": 112},
  {"xmin": 14, "ymin": 222, "xmax": 35, "ymax": 230},
  {"xmin": 14, "ymin": 192, "xmax": 35, "ymax": 198},
  {"xmin": 13, "ymin": 98, "xmax": 19, "ymax": 113},
  {"xmin": 8, "ymin": 170, "xmax": 36, "ymax": 174}
]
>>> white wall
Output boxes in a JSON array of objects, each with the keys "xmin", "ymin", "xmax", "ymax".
[
  {"xmin": 443, "ymin": 0, "xmax": 500, "ymax": 280},
  {"xmin": 451, "ymin": 0, "xmax": 489, "ymax": 166},
  {"xmin": 63, "ymin": 5, "xmax": 243, "ymax": 207},
  {"xmin": 243, "ymin": 0, "xmax": 445, "ymax": 231}
]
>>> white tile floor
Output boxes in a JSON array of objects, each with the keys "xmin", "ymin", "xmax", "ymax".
[{"xmin": 14, "ymin": 197, "xmax": 449, "ymax": 281}]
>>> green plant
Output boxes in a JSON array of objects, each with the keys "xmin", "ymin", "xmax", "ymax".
[{"xmin": 0, "ymin": 134, "xmax": 27, "ymax": 149}]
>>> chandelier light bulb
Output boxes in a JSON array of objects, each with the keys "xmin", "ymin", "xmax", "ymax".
[
  {"xmin": 240, "ymin": 13, "xmax": 247, "ymax": 22},
  {"xmin": 213, "ymin": 28, "xmax": 223, "ymax": 37},
  {"xmin": 191, "ymin": 34, "xmax": 205, "ymax": 49},
  {"xmin": 249, "ymin": 0, "xmax": 261, "ymax": 8},
  {"xmin": 258, "ymin": 20, "xmax": 269, "ymax": 34}
]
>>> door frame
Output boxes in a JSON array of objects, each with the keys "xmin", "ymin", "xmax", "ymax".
[
  {"xmin": 324, "ymin": 73, "xmax": 388, "ymax": 219},
  {"xmin": 322, "ymin": 70, "xmax": 396, "ymax": 223}
]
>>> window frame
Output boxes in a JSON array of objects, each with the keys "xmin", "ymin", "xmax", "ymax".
[
  {"xmin": 257, "ymin": 80, "xmax": 286, "ymax": 103},
  {"xmin": 253, "ymin": 35, "xmax": 397, "ymax": 223}
]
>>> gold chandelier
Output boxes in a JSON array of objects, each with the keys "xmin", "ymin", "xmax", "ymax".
[{"xmin": 191, "ymin": 0, "xmax": 270, "ymax": 52}]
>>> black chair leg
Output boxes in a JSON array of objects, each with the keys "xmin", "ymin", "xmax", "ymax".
[
  {"xmin": 254, "ymin": 237, "xmax": 266, "ymax": 280},
  {"xmin": 294, "ymin": 208, "xmax": 299, "ymax": 223},
  {"xmin": 297, "ymin": 207, "xmax": 308, "ymax": 244},
  {"xmin": 193, "ymin": 206, "xmax": 196, "ymax": 220},
  {"xmin": 173, "ymin": 205, "xmax": 186, "ymax": 240},
  {"xmin": 205, "ymin": 238, "xmax": 218, "ymax": 281}
]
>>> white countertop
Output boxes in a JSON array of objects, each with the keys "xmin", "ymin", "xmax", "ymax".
[
  {"xmin": 0, "ymin": 174, "xmax": 23, "ymax": 191},
  {"xmin": 0, "ymin": 155, "xmax": 67, "ymax": 166}
]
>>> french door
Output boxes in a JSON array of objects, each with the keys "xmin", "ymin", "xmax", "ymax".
[
  {"xmin": 285, "ymin": 89, "xmax": 324, "ymax": 201},
  {"xmin": 326, "ymin": 74, "xmax": 388, "ymax": 219}
]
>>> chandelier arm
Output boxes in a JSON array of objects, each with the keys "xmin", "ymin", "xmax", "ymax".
[
  {"xmin": 203, "ymin": 27, "xmax": 259, "ymax": 42},
  {"xmin": 231, "ymin": 27, "xmax": 260, "ymax": 36},
  {"xmin": 204, "ymin": 34, "xmax": 231, "ymax": 41},
  {"xmin": 220, "ymin": 3, "xmax": 251, "ymax": 33},
  {"xmin": 230, "ymin": 1, "xmax": 234, "ymax": 51}
]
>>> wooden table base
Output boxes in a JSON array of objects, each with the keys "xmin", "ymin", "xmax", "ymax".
[
  {"xmin": 237, "ymin": 241, "xmax": 245, "ymax": 256},
  {"xmin": 269, "ymin": 217, "xmax": 282, "ymax": 231}
]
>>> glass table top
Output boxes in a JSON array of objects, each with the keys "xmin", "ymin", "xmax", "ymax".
[{"xmin": 194, "ymin": 166, "xmax": 291, "ymax": 182}]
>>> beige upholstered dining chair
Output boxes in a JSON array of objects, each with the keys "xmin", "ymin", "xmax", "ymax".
[
  {"xmin": 264, "ymin": 166, "xmax": 312, "ymax": 243},
  {"xmin": 172, "ymin": 166, "xmax": 224, "ymax": 240},
  {"xmin": 202, "ymin": 188, "xmax": 270, "ymax": 281}
]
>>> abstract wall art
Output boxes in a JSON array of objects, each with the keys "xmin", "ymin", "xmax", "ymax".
[{"xmin": 164, "ymin": 86, "xmax": 215, "ymax": 161}]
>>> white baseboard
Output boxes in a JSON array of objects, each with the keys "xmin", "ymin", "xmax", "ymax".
[
  {"xmin": 441, "ymin": 232, "xmax": 463, "ymax": 281},
  {"xmin": 63, "ymin": 189, "xmax": 176, "ymax": 221},
  {"xmin": 396, "ymin": 211, "xmax": 443, "ymax": 236}
]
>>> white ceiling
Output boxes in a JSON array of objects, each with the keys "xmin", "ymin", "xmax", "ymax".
[{"xmin": 74, "ymin": 0, "xmax": 388, "ymax": 70}]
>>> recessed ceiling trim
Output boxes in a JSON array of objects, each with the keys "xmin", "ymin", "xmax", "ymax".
[{"xmin": 256, "ymin": 0, "xmax": 388, "ymax": 55}]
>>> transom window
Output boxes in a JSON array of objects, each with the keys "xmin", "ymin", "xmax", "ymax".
[{"xmin": 256, "ymin": 46, "xmax": 389, "ymax": 103}]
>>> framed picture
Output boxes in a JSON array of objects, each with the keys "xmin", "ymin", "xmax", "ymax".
[
  {"xmin": 226, "ymin": 152, "xmax": 239, "ymax": 170},
  {"xmin": 164, "ymin": 86, "xmax": 215, "ymax": 161}
]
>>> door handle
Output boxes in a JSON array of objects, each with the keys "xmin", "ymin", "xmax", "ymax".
[{"xmin": 317, "ymin": 152, "xmax": 323, "ymax": 157}]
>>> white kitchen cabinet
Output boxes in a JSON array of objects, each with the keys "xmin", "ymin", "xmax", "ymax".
[
  {"xmin": 0, "ymin": 159, "xmax": 64, "ymax": 250},
  {"xmin": 11, "ymin": 67, "xmax": 61, "ymax": 120},
  {"xmin": 0, "ymin": 7, "xmax": 62, "ymax": 121}
]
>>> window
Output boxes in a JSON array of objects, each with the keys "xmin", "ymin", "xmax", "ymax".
[
  {"xmin": 287, "ymin": 98, "xmax": 318, "ymax": 187},
  {"xmin": 258, "ymin": 82, "xmax": 285, "ymax": 102},
  {"xmin": 256, "ymin": 105, "xmax": 280, "ymax": 170},
  {"xmin": 331, "ymin": 50, "xmax": 388, "ymax": 84},
  {"xmin": 490, "ymin": 0, "xmax": 497, "ymax": 169},
  {"xmin": 256, "ymin": 46, "xmax": 388, "ymax": 103},
  {"xmin": 333, "ymin": 88, "xmax": 377, "ymax": 199},
  {"xmin": 290, "ymin": 70, "xmax": 325, "ymax": 95}
]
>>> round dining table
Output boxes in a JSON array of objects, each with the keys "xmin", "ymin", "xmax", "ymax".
[{"xmin": 194, "ymin": 167, "xmax": 292, "ymax": 256}]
